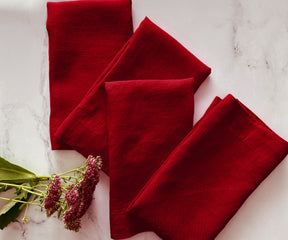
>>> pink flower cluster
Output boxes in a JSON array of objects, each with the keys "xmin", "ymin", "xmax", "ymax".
[
  {"xmin": 44, "ymin": 175, "xmax": 62, "ymax": 216},
  {"xmin": 63, "ymin": 155, "xmax": 102, "ymax": 232}
]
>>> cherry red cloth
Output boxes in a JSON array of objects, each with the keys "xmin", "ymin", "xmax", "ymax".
[
  {"xmin": 105, "ymin": 78, "xmax": 195, "ymax": 238},
  {"xmin": 46, "ymin": 3, "xmax": 288, "ymax": 240},
  {"xmin": 53, "ymin": 17, "xmax": 211, "ymax": 173},
  {"xmin": 46, "ymin": 0, "xmax": 133, "ymax": 149},
  {"xmin": 105, "ymin": 89, "xmax": 288, "ymax": 239}
]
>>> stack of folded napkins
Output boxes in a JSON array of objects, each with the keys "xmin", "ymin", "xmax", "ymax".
[{"xmin": 46, "ymin": 1, "xmax": 288, "ymax": 239}]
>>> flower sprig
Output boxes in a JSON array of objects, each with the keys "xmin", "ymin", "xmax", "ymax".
[{"xmin": 0, "ymin": 155, "xmax": 102, "ymax": 231}]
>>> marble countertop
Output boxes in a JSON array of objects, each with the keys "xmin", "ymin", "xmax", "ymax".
[{"xmin": 0, "ymin": 0, "xmax": 288, "ymax": 239}]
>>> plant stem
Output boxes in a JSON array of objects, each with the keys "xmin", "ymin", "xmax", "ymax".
[
  {"xmin": 0, "ymin": 182, "xmax": 28, "ymax": 190},
  {"xmin": 33, "ymin": 183, "xmax": 48, "ymax": 188},
  {"xmin": 22, "ymin": 203, "xmax": 29, "ymax": 223},
  {"xmin": 58, "ymin": 167, "xmax": 85, "ymax": 177},
  {"xmin": 21, "ymin": 189, "xmax": 43, "ymax": 197},
  {"xmin": 0, "ymin": 183, "xmax": 43, "ymax": 197},
  {"xmin": 29, "ymin": 188, "xmax": 44, "ymax": 194},
  {"xmin": 0, "ymin": 197, "xmax": 41, "ymax": 207},
  {"xmin": 61, "ymin": 176, "xmax": 78, "ymax": 180},
  {"xmin": 35, "ymin": 176, "xmax": 50, "ymax": 181}
]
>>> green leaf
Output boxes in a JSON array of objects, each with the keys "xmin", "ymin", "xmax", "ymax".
[
  {"xmin": 0, "ymin": 201, "xmax": 17, "ymax": 216},
  {"xmin": 0, "ymin": 191, "xmax": 27, "ymax": 215},
  {"xmin": 0, "ymin": 202, "xmax": 26, "ymax": 230},
  {"xmin": 0, "ymin": 157, "xmax": 36, "ymax": 184},
  {"xmin": 0, "ymin": 192, "xmax": 31, "ymax": 230}
]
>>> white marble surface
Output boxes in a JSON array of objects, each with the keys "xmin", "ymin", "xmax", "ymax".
[{"xmin": 0, "ymin": 0, "xmax": 288, "ymax": 239}]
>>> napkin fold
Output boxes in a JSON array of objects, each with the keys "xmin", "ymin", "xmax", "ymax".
[
  {"xmin": 46, "ymin": 0, "xmax": 133, "ymax": 149},
  {"xmin": 105, "ymin": 89, "xmax": 288, "ymax": 239},
  {"xmin": 53, "ymin": 17, "xmax": 211, "ymax": 173},
  {"xmin": 105, "ymin": 78, "xmax": 195, "ymax": 238}
]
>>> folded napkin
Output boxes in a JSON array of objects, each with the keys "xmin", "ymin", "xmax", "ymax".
[
  {"xmin": 105, "ymin": 88, "xmax": 288, "ymax": 239},
  {"xmin": 105, "ymin": 78, "xmax": 195, "ymax": 238},
  {"xmin": 46, "ymin": 0, "xmax": 133, "ymax": 149},
  {"xmin": 53, "ymin": 17, "xmax": 211, "ymax": 173}
]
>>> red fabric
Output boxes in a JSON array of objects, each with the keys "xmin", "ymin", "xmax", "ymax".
[
  {"xmin": 105, "ymin": 90, "xmax": 288, "ymax": 239},
  {"xmin": 46, "ymin": 3, "xmax": 288, "ymax": 240},
  {"xmin": 105, "ymin": 78, "xmax": 195, "ymax": 238},
  {"xmin": 46, "ymin": 0, "xmax": 133, "ymax": 149},
  {"xmin": 53, "ymin": 17, "xmax": 211, "ymax": 173}
]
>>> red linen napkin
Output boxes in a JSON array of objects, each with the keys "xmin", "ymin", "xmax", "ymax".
[
  {"xmin": 46, "ymin": 0, "xmax": 133, "ymax": 149},
  {"xmin": 53, "ymin": 17, "xmax": 211, "ymax": 173},
  {"xmin": 105, "ymin": 93, "xmax": 287, "ymax": 240},
  {"xmin": 105, "ymin": 78, "xmax": 195, "ymax": 238}
]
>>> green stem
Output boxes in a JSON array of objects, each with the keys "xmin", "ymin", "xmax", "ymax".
[
  {"xmin": 0, "ymin": 197, "xmax": 41, "ymax": 207},
  {"xmin": 61, "ymin": 176, "xmax": 78, "ymax": 180},
  {"xmin": 22, "ymin": 189, "xmax": 42, "ymax": 197},
  {"xmin": 1, "ymin": 182, "xmax": 29, "ymax": 190},
  {"xmin": 34, "ymin": 183, "xmax": 49, "ymax": 188},
  {"xmin": 58, "ymin": 167, "xmax": 85, "ymax": 177},
  {"xmin": 29, "ymin": 188, "xmax": 44, "ymax": 194},
  {"xmin": 35, "ymin": 176, "xmax": 50, "ymax": 181},
  {"xmin": 0, "ymin": 183, "xmax": 43, "ymax": 197},
  {"xmin": 27, "ymin": 189, "xmax": 43, "ymax": 196},
  {"xmin": 22, "ymin": 203, "xmax": 29, "ymax": 223},
  {"xmin": 0, "ymin": 182, "xmax": 24, "ymax": 189}
]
